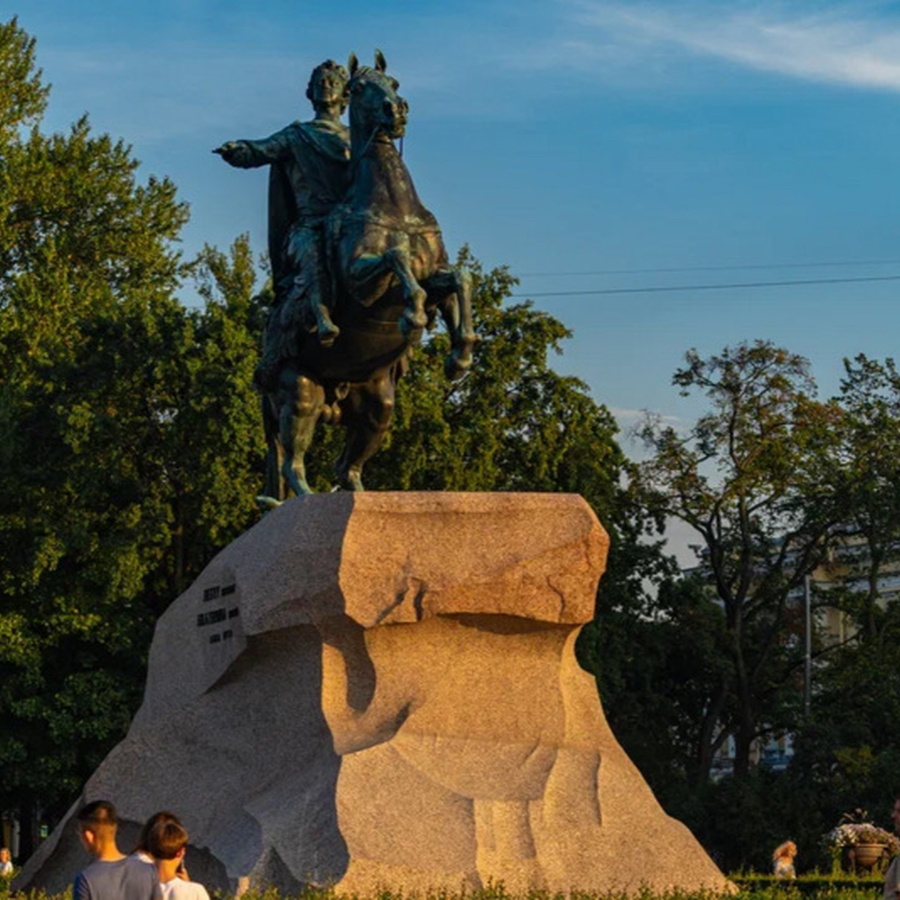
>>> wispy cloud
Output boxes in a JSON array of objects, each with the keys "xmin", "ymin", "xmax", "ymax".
[
  {"xmin": 30, "ymin": 0, "xmax": 900, "ymax": 149},
  {"xmin": 552, "ymin": 0, "xmax": 900, "ymax": 92},
  {"xmin": 610, "ymin": 407, "xmax": 687, "ymax": 426},
  {"xmin": 610, "ymin": 408, "xmax": 694, "ymax": 454}
]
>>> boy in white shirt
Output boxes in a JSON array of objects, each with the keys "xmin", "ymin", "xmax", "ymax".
[{"xmin": 146, "ymin": 821, "xmax": 209, "ymax": 900}]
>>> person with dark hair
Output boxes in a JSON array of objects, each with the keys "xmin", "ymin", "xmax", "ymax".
[
  {"xmin": 884, "ymin": 798, "xmax": 900, "ymax": 900},
  {"xmin": 73, "ymin": 800, "xmax": 161, "ymax": 900},
  {"xmin": 147, "ymin": 821, "xmax": 209, "ymax": 900},
  {"xmin": 131, "ymin": 811, "xmax": 188, "ymax": 879}
]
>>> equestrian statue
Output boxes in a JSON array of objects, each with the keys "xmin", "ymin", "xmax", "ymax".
[{"xmin": 215, "ymin": 52, "xmax": 476, "ymax": 503}]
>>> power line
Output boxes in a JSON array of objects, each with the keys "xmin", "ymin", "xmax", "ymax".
[
  {"xmin": 509, "ymin": 273, "xmax": 900, "ymax": 299},
  {"xmin": 516, "ymin": 258, "xmax": 900, "ymax": 278}
]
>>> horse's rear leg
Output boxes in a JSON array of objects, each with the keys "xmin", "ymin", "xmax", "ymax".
[
  {"xmin": 280, "ymin": 373, "xmax": 325, "ymax": 496},
  {"xmin": 258, "ymin": 394, "xmax": 286, "ymax": 508},
  {"xmin": 334, "ymin": 372, "xmax": 396, "ymax": 491}
]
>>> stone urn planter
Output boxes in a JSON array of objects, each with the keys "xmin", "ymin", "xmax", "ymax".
[{"xmin": 849, "ymin": 843, "xmax": 887, "ymax": 870}]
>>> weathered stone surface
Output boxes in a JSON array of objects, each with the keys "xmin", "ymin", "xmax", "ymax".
[{"xmin": 18, "ymin": 493, "xmax": 731, "ymax": 896}]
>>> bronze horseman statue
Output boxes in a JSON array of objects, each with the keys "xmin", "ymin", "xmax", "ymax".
[{"xmin": 215, "ymin": 52, "xmax": 476, "ymax": 503}]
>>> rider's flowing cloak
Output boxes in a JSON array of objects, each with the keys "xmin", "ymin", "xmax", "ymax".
[
  {"xmin": 267, "ymin": 119, "xmax": 350, "ymax": 294},
  {"xmin": 255, "ymin": 119, "xmax": 350, "ymax": 386}
]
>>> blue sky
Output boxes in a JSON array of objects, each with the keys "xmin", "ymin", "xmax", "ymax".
[{"xmin": 12, "ymin": 0, "xmax": 900, "ymax": 458}]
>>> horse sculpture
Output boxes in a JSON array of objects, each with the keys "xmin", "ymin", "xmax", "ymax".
[{"xmin": 260, "ymin": 51, "xmax": 476, "ymax": 502}]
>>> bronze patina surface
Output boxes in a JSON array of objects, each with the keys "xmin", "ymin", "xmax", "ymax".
[{"xmin": 216, "ymin": 52, "xmax": 475, "ymax": 501}]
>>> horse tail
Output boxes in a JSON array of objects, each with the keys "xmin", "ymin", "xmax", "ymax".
[{"xmin": 254, "ymin": 327, "xmax": 296, "ymax": 392}]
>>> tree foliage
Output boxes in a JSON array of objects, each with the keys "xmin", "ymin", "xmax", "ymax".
[
  {"xmin": 0, "ymin": 18, "xmax": 267, "ymax": 850},
  {"xmin": 823, "ymin": 355, "xmax": 900, "ymax": 641},
  {"xmin": 770, "ymin": 357, "xmax": 900, "ymax": 867},
  {"xmin": 609, "ymin": 345, "xmax": 900, "ymax": 871},
  {"xmin": 633, "ymin": 341, "xmax": 846, "ymax": 779}
]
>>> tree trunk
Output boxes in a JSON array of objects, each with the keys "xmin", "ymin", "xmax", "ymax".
[
  {"xmin": 17, "ymin": 794, "xmax": 36, "ymax": 863},
  {"xmin": 692, "ymin": 681, "xmax": 729, "ymax": 784},
  {"xmin": 733, "ymin": 712, "xmax": 755, "ymax": 777},
  {"xmin": 174, "ymin": 489, "xmax": 185, "ymax": 597}
]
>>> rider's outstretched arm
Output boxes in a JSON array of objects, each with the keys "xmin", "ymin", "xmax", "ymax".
[{"xmin": 213, "ymin": 127, "xmax": 293, "ymax": 168}]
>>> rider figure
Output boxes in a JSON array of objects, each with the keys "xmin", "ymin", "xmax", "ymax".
[{"xmin": 215, "ymin": 61, "xmax": 350, "ymax": 371}]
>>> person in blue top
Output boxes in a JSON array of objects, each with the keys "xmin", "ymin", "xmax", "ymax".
[{"xmin": 73, "ymin": 800, "xmax": 161, "ymax": 900}]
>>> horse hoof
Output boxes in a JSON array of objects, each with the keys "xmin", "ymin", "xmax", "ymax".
[
  {"xmin": 343, "ymin": 468, "xmax": 365, "ymax": 491},
  {"xmin": 445, "ymin": 352, "xmax": 472, "ymax": 381},
  {"xmin": 400, "ymin": 309, "xmax": 427, "ymax": 337}
]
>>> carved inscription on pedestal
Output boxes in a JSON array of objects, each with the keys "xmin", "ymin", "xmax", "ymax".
[{"xmin": 197, "ymin": 583, "xmax": 240, "ymax": 645}]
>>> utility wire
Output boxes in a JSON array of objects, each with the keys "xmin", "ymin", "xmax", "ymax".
[
  {"xmin": 510, "ymin": 273, "xmax": 900, "ymax": 299},
  {"xmin": 517, "ymin": 258, "xmax": 900, "ymax": 278}
]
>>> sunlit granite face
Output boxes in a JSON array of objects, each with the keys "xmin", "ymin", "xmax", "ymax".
[{"xmin": 17, "ymin": 494, "xmax": 731, "ymax": 897}]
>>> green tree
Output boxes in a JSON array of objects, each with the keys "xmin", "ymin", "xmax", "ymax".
[
  {"xmin": 149, "ymin": 236, "xmax": 266, "ymax": 602},
  {"xmin": 581, "ymin": 572, "xmax": 734, "ymax": 796},
  {"xmin": 763, "ymin": 355, "xmax": 900, "ymax": 867},
  {"xmin": 751, "ymin": 603, "xmax": 900, "ymax": 874},
  {"xmin": 784, "ymin": 349, "xmax": 900, "ymax": 861},
  {"xmin": 634, "ymin": 341, "xmax": 845, "ymax": 778},
  {"xmin": 822, "ymin": 355, "xmax": 900, "ymax": 642},
  {"xmin": 0, "ymin": 18, "xmax": 268, "ymax": 852}
]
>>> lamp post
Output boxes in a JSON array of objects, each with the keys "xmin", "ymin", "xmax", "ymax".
[{"xmin": 804, "ymin": 574, "xmax": 812, "ymax": 715}]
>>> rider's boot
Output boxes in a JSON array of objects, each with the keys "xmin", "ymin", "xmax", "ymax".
[{"xmin": 316, "ymin": 305, "xmax": 340, "ymax": 348}]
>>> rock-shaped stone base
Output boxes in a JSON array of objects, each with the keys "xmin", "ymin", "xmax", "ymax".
[{"xmin": 18, "ymin": 493, "xmax": 730, "ymax": 895}]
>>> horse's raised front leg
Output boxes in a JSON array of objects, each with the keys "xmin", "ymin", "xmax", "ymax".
[
  {"xmin": 421, "ymin": 267, "xmax": 477, "ymax": 379},
  {"xmin": 334, "ymin": 370, "xmax": 396, "ymax": 491},
  {"xmin": 279, "ymin": 371, "xmax": 325, "ymax": 496},
  {"xmin": 348, "ymin": 246, "xmax": 428, "ymax": 336}
]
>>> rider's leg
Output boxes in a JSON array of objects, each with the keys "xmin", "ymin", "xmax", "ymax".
[
  {"xmin": 280, "ymin": 372, "xmax": 325, "ymax": 496},
  {"xmin": 334, "ymin": 371, "xmax": 396, "ymax": 491},
  {"xmin": 307, "ymin": 243, "xmax": 341, "ymax": 347},
  {"xmin": 309, "ymin": 287, "xmax": 340, "ymax": 348},
  {"xmin": 281, "ymin": 227, "xmax": 341, "ymax": 347},
  {"xmin": 281, "ymin": 274, "xmax": 342, "ymax": 349}
]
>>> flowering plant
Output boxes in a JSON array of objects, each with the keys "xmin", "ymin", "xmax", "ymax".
[{"xmin": 823, "ymin": 816, "xmax": 900, "ymax": 856}]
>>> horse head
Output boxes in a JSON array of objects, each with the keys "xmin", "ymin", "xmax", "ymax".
[{"xmin": 347, "ymin": 50, "xmax": 408, "ymax": 151}]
